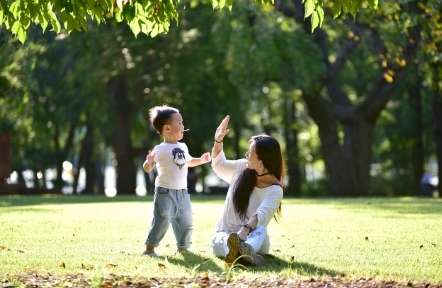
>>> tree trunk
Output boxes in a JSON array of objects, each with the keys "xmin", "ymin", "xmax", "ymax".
[
  {"xmin": 284, "ymin": 99, "xmax": 301, "ymax": 196},
  {"xmin": 411, "ymin": 66, "xmax": 424, "ymax": 196},
  {"xmin": 54, "ymin": 123, "xmax": 76, "ymax": 188},
  {"xmin": 432, "ymin": 64, "xmax": 442, "ymax": 196},
  {"xmin": 107, "ymin": 73, "xmax": 136, "ymax": 195},
  {"xmin": 72, "ymin": 139, "xmax": 85, "ymax": 194},
  {"xmin": 83, "ymin": 119, "xmax": 96, "ymax": 194}
]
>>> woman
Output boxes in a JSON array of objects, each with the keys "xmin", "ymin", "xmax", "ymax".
[{"xmin": 211, "ymin": 115, "xmax": 284, "ymax": 266}]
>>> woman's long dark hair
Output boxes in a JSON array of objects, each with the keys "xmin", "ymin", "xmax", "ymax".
[{"xmin": 232, "ymin": 135, "xmax": 285, "ymax": 223}]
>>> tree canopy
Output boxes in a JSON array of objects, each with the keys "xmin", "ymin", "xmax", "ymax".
[{"xmin": 0, "ymin": 0, "xmax": 378, "ymax": 43}]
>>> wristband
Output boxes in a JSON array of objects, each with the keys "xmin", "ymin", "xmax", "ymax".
[
  {"xmin": 214, "ymin": 138, "xmax": 223, "ymax": 143},
  {"xmin": 242, "ymin": 223, "xmax": 252, "ymax": 232}
]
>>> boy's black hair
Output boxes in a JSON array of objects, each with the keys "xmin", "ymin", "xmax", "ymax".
[{"xmin": 149, "ymin": 105, "xmax": 179, "ymax": 135}]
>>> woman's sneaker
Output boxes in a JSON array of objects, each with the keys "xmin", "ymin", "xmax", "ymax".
[
  {"xmin": 238, "ymin": 242, "xmax": 266, "ymax": 266},
  {"xmin": 225, "ymin": 233, "xmax": 241, "ymax": 264}
]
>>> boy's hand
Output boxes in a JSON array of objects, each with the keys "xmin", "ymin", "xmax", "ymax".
[
  {"xmin": 146, "ymin": 150, "xmax": 156, "ymax": 165},
  {"xmin": 201, "ymin": 152, "xmax": 211, "ymax": 164}
]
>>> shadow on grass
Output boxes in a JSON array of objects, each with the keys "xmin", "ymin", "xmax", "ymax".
[
  {"xmin": 165, "ymin": 253, "xmax": 343, "ymax": 278},
  {"xmin": 264, "ymin": 255, "xmax": 343, "ymax": 277}
]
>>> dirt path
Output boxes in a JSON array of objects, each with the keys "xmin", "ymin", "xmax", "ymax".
[{"xmin": 2, "ymin": 274, "xmax": 441, "ymax": 287}]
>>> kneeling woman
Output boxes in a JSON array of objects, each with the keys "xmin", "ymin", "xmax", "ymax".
[{"xmin": 211, "ymin": 115, "xmax": 284, "ymax": 266}]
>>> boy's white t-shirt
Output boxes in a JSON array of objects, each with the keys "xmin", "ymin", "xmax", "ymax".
[{"xmin": 152, "ymin": 142, "xmax": 193, "ymax": 190}]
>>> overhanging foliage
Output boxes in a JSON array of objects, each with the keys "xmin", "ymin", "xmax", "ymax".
[{"xmin": 0, "ymin": 0, "xmax": 378, "ymax": 43}]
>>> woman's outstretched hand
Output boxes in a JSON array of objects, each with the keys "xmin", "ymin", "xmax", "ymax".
[{"xmin": 214, "ymin": 115, "xmax": 230, "ymax": 142}]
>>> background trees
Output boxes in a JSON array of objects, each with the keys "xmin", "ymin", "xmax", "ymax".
[{"xmin": 0, "ymin": 0, "xmax": 440, "ymax": 197}]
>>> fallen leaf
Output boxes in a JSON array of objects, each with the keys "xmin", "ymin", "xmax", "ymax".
[
  {"xmin": 166, "ymin": 244, "xmax": 170, "ymax": 247},
  {"xmin": 60, "ymin": 262, "xmax": 66, "ymax": 268},
  {"xmin": 106, "ymin": 264, "xmax": 117, "ymax": 268},
  {"xmin": 224, "ymin": 263, "xmax": 232, "ymax": 268},
  {"xmin": 17, "ymin": 250, "xmax": 25, "ymax": 253},
  {"xmin": 158, "ymin": 263, "xmax": 166, "ymax": 269},
  {"xmin": 0, "ymin": 246, "xmax": 5, "ymax": 250},
  {"xmin": 420, "ymin": 245, "xmax": 424, "ymax": 249},
  {"xmin": 289, "ymin": 256, "xmax": 295, "ymax": 261},
  {"xmin": 273, "ymin": 249, "xmax": 281, "ymax": 253},
  {"xmin": 202, "ymin": 272, "xmax": 209, "ymax": 279},
  {"xmin": 365, "ymin": 236, "xmax": 369, "ymax": 241},
  {"xmin": 431, "ymin": 243, "xmax": 436, "ymax": 247}
]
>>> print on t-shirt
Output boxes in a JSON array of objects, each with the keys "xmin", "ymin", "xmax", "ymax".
[{"xmin": 172, "ymin": 147, "xmax": 186, "ymax": 170}]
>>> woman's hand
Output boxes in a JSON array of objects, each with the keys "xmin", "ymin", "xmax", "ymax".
[
  {"xmin": 237, "ymin": 228, "xmax": 249, "ymax": 242},
  {"xmin": 214, "ymin": 115, "xmax": 230, "ymax": 142}
]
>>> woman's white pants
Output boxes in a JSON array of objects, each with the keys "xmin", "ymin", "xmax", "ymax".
[{"xmin": 212, "ymin": 225, "xmax": 270, "ymax": 257}]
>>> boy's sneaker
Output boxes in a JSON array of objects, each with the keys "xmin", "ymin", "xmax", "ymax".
[
  {"xmin": 177, "ymin": 248, "xmax": 195, "ymax": 254},
  {"xmin": 142, "ymin": 250, "xmax": 161, "ymax": 257},
  {"xmin": 225, "ymin": 233, "xmax": 241, "ymax": 264},
  {"xmin": 238, "ymin": 242, "xmax": 266, "ymax": 266}
]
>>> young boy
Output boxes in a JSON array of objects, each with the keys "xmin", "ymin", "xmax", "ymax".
[{"xmin": 142, "ymin": 105, "xmax": 211, "ymax": 257}]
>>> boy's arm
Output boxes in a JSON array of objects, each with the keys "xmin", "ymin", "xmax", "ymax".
[
  {"xmin": 143, "ymin": 150, "xmax": 156, "ymax": 173},
  {"xmin": 188, "ymin": 152, "xmax": 211, "ymax": 167}
]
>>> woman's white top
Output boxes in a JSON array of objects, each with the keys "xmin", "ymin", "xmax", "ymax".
[{"xmin": 211, "ymin": 150, "xmax": 283, "ymax": 233}]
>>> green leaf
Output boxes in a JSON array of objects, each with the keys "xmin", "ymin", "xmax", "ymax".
[
  {"xmin": 79, "ymin": 16, "xmax": 87, "ymax": 31},
  {"xmin": 219, "ymin": 0, "xmax": 225, "ymax": 9},
  {"xmin": 317, "ymin": 6, "xmax": 324, "ymax": 27},
  {"xmin": 0, "ymin": 9, "xmax": 4, "ymax": 25},
  {"xmin": 115, "ymin": 11, "xmax": 123, "ymax": 22},
  {"xmin": 367, "ymin": 0, "xmax": 378, "ymax": 9},
  {"xmin": 311, "ymin": 10, "xmax": 319, "ymax": 32},
  {"xmin": 304, "ymin": 0, "xmax": 314, "ymax": 18},
  {"xmin": 211, "ymin": 0, "xmax": 219, "ymax": 9},
  {"xmin": 65, "ymin": 2, "xmax": 74, "ymax": 13},
  {"xmin": 150, "ymin": 23, "xmax": 159, "ymax": 37},
  {"xmin": 130, "ymin": 18, "xmax": 141, "ymax": 37},
  {"xmin": 54, "ymin": 0, "xmax": 62, "ymax": 11},
  {"xmin": 11, "ymin": 21, "xmax": 20, "ymax": 34},
  {"xmin": 59, "ymin": 10, "xmax": 69, "ymax": 23},
  {"xmin": 38, "ymin": 13, "xmax": 49, "ymax": 32},
  {"xmin": 9, "ymin": 1, "xmax": 20, "ymax": 14},
  {"xmin": 226, "ymin": 0, "xmax": 232, "ymax": 11},
  {"xmin": 125, "ymin": 5, "xmax": 135, "ymax": 22},
  {"xmin": 50, "ymin": 17, "xmax": 61, "ymax": 33},
  {"xmin": 332, "ymin": 0, "xmax": 342, "ymax": 18},
  {"xmin": 19, "ymin": 15, "xmax": 30, "ymax": 29},
  {"xmin": 17, "ymin": 27, "xmax": 26, "ymax": 43}
]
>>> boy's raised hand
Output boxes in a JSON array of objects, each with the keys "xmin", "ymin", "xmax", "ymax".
[
  {"xmin": 146, "ymin": 150, "xmax": 156, "ymax": 165},
  {"xmin": 201, "ymin": 152, "xmax": 211, "ymax": 164}
]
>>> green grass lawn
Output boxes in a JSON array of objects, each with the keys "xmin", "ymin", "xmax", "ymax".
[{"xmin": 1, "ymin": 195, "xmax": 441, "ymax": 285}]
